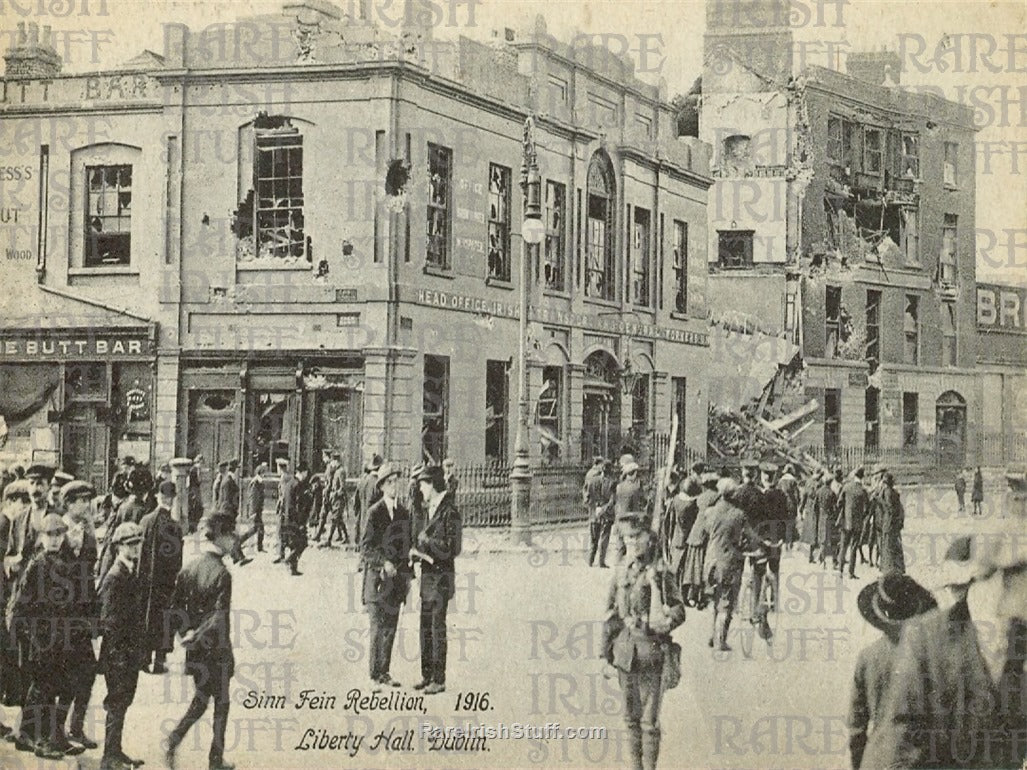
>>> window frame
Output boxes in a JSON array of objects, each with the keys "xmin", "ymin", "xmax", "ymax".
[
  {"xmin": 825, "ymin": 285, "xmax": 842, "ymax": 359},
  {"xmin": 486, "ymin": 162, "xmax": 512, "ymax": 282},
  {"xmin": 863, "ymin": 127, "xmax": 883, "ymax": 175},
  {"xmin": 717, "ymin": 230, "xmax": 755, "ymax": 269},
  {"xmin": 422, "ymin": 354, "xmax": 450, "ymax": 464},
  {"xmin": 904, "ymin": 294, "xmax": 920, "ymax": 365},
  {"xmin": 940, "ymin": 213, "xmax": 958, "ymax": 284},
  {"xmin": 942, "ymin": 302, "xmax": 957, "ymax": 367},
  {"xmin": 902, "ymin": 391, "xmax": 919, "ymax": 449},
  {"xmin": 865, "ymin": 289, "xmax": 881, "ymax": 373},
  {"xmin": 631, "ymin": 206, "xmax": 651, "ymax": 307},
  {"xmin": 943, "ymin": 142, "xmax": 958, "ymax": 187},
  {"xmin": 543, "ymin": 180, "xmax": 566, "ymax": 292},
  {"xmin": 485, "ymin": 359, "xmax": 509, "ymax": 464},
  {"xmin": 585, "ymin": 153, "xmax": 616, "ymax": 301},
  {"xmin": 84, "ymin": 164, "xmax": 133, "ymax": 268},
  {"xmin": 672, "ymin": 220, "xmax": 688, "ymax": 314},
  {"xmin": 537, "ymin": 365, "xmax": 564, "ymax": 454},
  {"xmin": 824, "ymin": 388, "xmax": 841, "ymax": 455},
  {"xmin": 864, "ymin": 386, "xmax": 880, "ymax": 452},
  {"xmin": 426, "ymin": 143, "xmax": 453, "ymax": 270},
  {"xmin": 900, "ymin": 132, "xmax": 919, "ymax": 178},
  {"xmin": 250, "ymin": 126, "xmax": 307, "ymax": 262}
]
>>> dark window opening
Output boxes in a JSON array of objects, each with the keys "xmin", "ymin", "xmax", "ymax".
[
  {"xmin": 485, "ymin": 360, "xmax": 509, "ymax": 463},
  {"xmin": 904, "ymin": 295, "xmax": 919, "ymax": 365},
  {"xmin": 824, "ymin": 388, "xmax": 841, "ymax": 455},
  {"xmin": 487, "ymin": 163, "xmax": 511, "ymax": 281},
  {"xmin": 673, "ymin": 220, "xmax": 688, "ymax": 313},
  {"xmin": 866, "ymin": 289, "xmax": 881, "ymax": 373},
  {"xmin": 631, "ymin": 207, "xmax": 651, "ymax": 306},
  {"xmin": 717, "ymin": 230, "xmax": 754, "ymax": 269},
  {"xmin": 902, "ymin": 392, "xmax": 918, "ymax": 448},
  {"xmin": 422, "ymin": 354, "xmax": 449, "ymax": 464},
  {"xmin": 865, "ymin": 387, "xmax": 880, "ymax": 452},
  {"xmin": 537, "ymin": 366, "xmax": 563, "ymax": 461},
  {"xmin": 543, "ymin": 180, "xmax": 566, "ymax": 291},
  {"xmin": 585, "ymin": 153, "xmax": 616, "ymax": 300},
  {"xmin": 427, "ymin": 144, "xmax": 452, "ymax": 269},
  {"xmin": 85, "ymin": 164, "xmax": 132, "ymax": 267}
]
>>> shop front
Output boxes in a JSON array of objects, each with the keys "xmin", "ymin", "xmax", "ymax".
[
  {"xmin": 178, "ymin": 353, "xmax": 365, "ymax": 507},
  {"xmin": 0, "ymin": 326, "xmax": 157, "ymax": 490}
]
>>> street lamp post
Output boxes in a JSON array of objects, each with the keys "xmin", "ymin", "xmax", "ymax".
[{"xmin": 511, "ymin": 116, "xmax": 544, "ymax": 546}]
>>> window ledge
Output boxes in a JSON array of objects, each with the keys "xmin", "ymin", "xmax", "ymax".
[
  {"xmin": 543, "ymin": 289, "xmax": 571, "ymax": 300},
  {"xmin": 69, "ymin": 267, "xmax": 139, "ymax": 276},
  {"xmin": 669, "ymin": 312, "xmax": 691, "ymax": 321},
  {"xmin": 485, "ymin": 277, "xmax": 514, "ymax": 290},
  {"xmin": 423, "ymin": 264, "xmax": 454, "ymax": 279},
  {"xmin": 582, "ymin": 297, "xmax": 621, "ymax": 310},
  {"xmin": 943, "ymin": 184, "xmax": 959, "ymax": 191},
  {"xmin": 236, "ymin": 260, "xmax": 312, "ymax": 271}
]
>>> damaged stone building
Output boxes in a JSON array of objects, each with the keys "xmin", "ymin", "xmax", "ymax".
[
  {"xmin": 1, "ymin": 1, "xmax": 714, "ymax": 491},
  {"xmin": 696, "ymin": 0, "xmax": 980, "ymax": 467}
]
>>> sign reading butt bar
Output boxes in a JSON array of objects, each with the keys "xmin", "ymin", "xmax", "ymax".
[{"xmin": 0, "ymin": 332, "xmax": 153, "ymax": 361}]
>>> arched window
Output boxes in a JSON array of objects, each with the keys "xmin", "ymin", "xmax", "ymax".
[{"xmin": 585, "ymin": 151, "xmax": 616, "ymax": 301}]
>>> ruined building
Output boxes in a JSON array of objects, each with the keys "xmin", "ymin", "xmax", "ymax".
[{"xmin": 697, "ymin": 0, "xmax": 980, "ymax": 468}]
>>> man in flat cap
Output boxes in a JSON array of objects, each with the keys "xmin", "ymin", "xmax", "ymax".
[
  {"xmin": 361, "ymin": 462, "xmax": 412, "ymax": 689},
  {"xmin": 97, "ymin": 521, "xmax": 146, "ymax": 770},
  {"xmin": 613, "ymin": 462, "xmax": 647, "ymax": 565},
  {"xmin": 164, "ymin": 513, "xmax": 238, "ymax": 770},
  {"xmin": 8, "ymin": 513, "xmax": 77, "ymax": 758},
  {"xmin": 21, "ymin": 464, "xmax": 55, "ymax": 558},
  {"xmin": 57, "ymin": 480, "xmax": 101, "ymax": 751},
  {"xmin": 754, "ymin": 462, "xmax": 788, "ymax": 635},
  {"xmin": 279, "ymin": 464, "xmax": 313, "ymax": 576},
  {"xmin": 354, "ymin": 454, "xmax": 384, "ymax": 550},
  {"xmin": 138, "ymin": 480, "xmax": 184, "ymax": 675},
  {"xmin": 217, "ymin": 460, "xmax": 240, "ymax": 522}
]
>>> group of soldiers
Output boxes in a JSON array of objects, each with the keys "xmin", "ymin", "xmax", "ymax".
[
  {"xmin": 0, "ymin": 461, "xmax": 241, "ymax": 770},
  {"xmin": 584, "ymin": 452, "xmax": 908, "ymax": 652}
]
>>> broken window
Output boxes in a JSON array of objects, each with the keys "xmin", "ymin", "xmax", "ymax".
[
  {"xmin": 824, "ymin": 388, "xmax": 841, "ymax": 455},
  {"xmin": 940, "ymin": 214, "xmax": 957, "ymax": 283},
  {"xmin": 718, "ymin": 230, "xmax": 754, "ymax": 269},
  {"xmin": 485, "ymin": 360, "xmax": 509, "ymax": 463},
  {"xmin": 942, "ymin": 302, "xmax": 957, "ymax": 367},
  {"xmin": 544, "ymin": 180, "xmax": 566, "ymax": 291},
  {"xmin": 673, "ymin": 220, "xmax": 688, "ymax": 314},
  {"xmin": 825, "ymin": 285, "xmax": 843, "ymax": 358},
  {"xmin": 901, "ymin": 207, "xmax": 919, "ymax": 264},
  {"xmin": 672, "ymin": 377, "xmax": 687, "ymax": 459},
  {"xmin": 866, "ymin": 289, "xmax": 881, "ymax": 373},
  {"xmin": 631, "ymin": 207, "xmax": 651, "ymax": 306},
  {"xmin": 585, "ymin": 152, "xmax": 615, "ymax": 300},
  {"xmin": 252, "ymin": 119, "xmax": 306, "ymax": 260},
  {"xmin": 422, "ymin": 354, "xmax": 449, "ymax": 464},
  {"xmin": 631, "ymin": 373, "xmax": 651, "ymax": 442},
  {"xmin": 427, "ymin": 143, "xmax": 452, "ymax": 269},
  {"xmin": 902, "ymin": 392, "xmax": 918, "ymax": 448},
  {"xmin": 487, "ymin": 163, "xmax": 511, "ymax": 281},
  {"xmin": 901, "ymin": 133, "xmax": 919, "ymax": 178},
  {"xmin": 85, "ymin": 164, "xmax": 132, "ymax": 267},
  {"xmin": 722, "ymin": 134, "xmax": 752, "ymax": 175},
  {"xmin": 944, "ymin": 142, "xmax": 958, "ymax": 186},
  {"xmin": 784, "ymin": 289, "xmax": 797, "ymax": 335},
  {"xmin": 904, "ymin": 294, "xmax": 919, "ymax": 365},
  {"xmin": 827, "ymin": 118, "xmax": 843, "ymax": 164},
  {"xmin": 537, "ymin": 365, "xmax": 563, "ymax": 461},
  {"xmin": 864, "ymin": 128, "xmax": 882, "ymax": 175},
  {"xmin": 865, "ymin": 387, "xmax": 880, "ymax": 452}
]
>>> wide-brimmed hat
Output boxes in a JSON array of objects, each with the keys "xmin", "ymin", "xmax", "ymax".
[
  {"xmin": 376, "ymin": 462, "xmax": 401, "ymax": 486},
  {"xmin": 858, "ymin": 572, "xmax": 937, "ymax": 634}
]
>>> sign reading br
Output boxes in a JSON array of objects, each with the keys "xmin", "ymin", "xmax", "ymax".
[{"xmin": 977, "ymin": 284, "xmax": 1027, "ymax": 334}]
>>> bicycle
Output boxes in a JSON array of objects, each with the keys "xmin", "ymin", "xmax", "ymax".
[{"xmin": 736, "ymin": 541, "xmax": 782, "ymax": 658}]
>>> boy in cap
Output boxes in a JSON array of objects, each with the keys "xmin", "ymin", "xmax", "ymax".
[
  {"xmin": 97, "ymin": 521, "xmax": 146, "ymax": 770},
  {"xmin": 9, "ymin": 513, "xmax": 79, "ymax": 759},
  {"xmin": 58, "ymin": 480, "xmax": 101, "ymax": 750},
  {"xmin": 164, "ymin": 514, "xmax": 238, "ymax": 770},
  {"xmin": 361, "ymin": 462, "xmax": 412, "ymax": 689},
  {"xmin": 138, "ymin": 480, "xmax": 184, "ymax": 675}
]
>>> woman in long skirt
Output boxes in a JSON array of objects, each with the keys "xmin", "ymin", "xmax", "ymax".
[{"xmin": 680, "ymin": 473, "xmax": 719, "ymax": 607}]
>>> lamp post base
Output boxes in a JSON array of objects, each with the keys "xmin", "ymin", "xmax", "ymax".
[{"xmin": 510, "ymin": 459, "xmax": 533, "ymax": 547}]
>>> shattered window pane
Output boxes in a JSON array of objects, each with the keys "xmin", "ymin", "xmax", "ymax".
[
  {"xmin": 544, "ymin": 181, "xmax": 566, "ymax": 291},
  {"xmin": 901, "ymin": 133, "xmax": 919, "ymax": 177},
  {"xmin": 427, "ymin": 143, "xmax": 452, "ymax": 269},
  {"xmin": 825, "ymin": 286, "xmax": 841, "ymax": 358},
  {"xmin": 717, "ymin": 230, "xmax": 754, "ymax": 268},
  {"xmin": 487, "ymin": 163, "xmax": 511, "ymax": 282},
  {"xmin": 585, "ymin": 153, "xmax": 615, "ymax": 301},
  {"xmin": 904, "ymin": 295, "xmax": 919, "ymax": 365},
  {"xmin": 944, "ymin": 142, "xmax": 958, "ymax": 186},
  {"xmin": 942, "ymin": 304, "xmax": 957, "ymax": 366},
  {"xmin": 864, "ymin": 129, "xmax": 882, "ymax": 174},
  {"xmin": 631, "ymin": 207, "xmax": 651, "ymax": 306},
  {"xmin": 673, "ymin": 220, "xmax": 688, "ymax": 314},
  {"xmin": 253, "ymin": 125, "xmax": 305, "ymax": 260},
  {"xmin": 84, "ymin": 163, "xmax": 132, "ymax": 267},
  {"xmin": 941, "ymin": 214, "xmax": 957, "ymax": 283}
]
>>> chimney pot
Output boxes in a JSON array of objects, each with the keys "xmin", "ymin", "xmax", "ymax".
[{"xmin": 17, "ymin": 22, "xmax": 27, "ymax": 44}]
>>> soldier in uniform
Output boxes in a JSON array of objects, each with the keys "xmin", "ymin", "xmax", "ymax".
[
  {"xmin": 57, "ymin": 481, "xmax": 101, "ymax": 751},
  {"xmin": 613, "ymin": 462, "xmax": 646, "ymax": 564},
  {"xmin": 281, "ymin": 465, "xmax": 313, "ymax": 576},
  {"xmin": 360, "ymin": 463, "xmax": 412, "ymax": 689},
  {"xmin": 584, "ymin": 459, "xmax": 616, "ymax": 568},
  {"xmin": 163, "ymin": 514, "xmax": 238, "ymax": 770},
  {"xmin": 320, "ymin": 459, "xmax": 351, "ymax": 548},
  {"xmin": 97, "ymin": 521, "xmax": 147, "ymax": 770},
  {"xmin": 138, "ymin": 481, "xmax": 184, "ymax": 675},
  {"xmin": 412, "ymin": 465, "xmax": 462, "ymax": 695},
  {"xmin": 602, "ymin": 510, "xmax": 686, "ymax": 770}
]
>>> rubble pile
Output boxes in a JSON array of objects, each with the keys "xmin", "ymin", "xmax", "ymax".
[{"xmin": 707, "ymin": 405, "xmax": 828, "ymax": 477}]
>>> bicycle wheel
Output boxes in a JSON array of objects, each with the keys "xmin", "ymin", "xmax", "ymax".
[{"xmin": 737, "ymin": 581, "xmax": 755, "ymax": 658}]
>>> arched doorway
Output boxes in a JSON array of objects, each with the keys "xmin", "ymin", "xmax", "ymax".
[
  {"xmin": 936, "ymin": 391, "xmax": 966, "ymax": 467},
  {"xmin": 582, "ymin": 350, "xmax": 621, "ymax": 460}
]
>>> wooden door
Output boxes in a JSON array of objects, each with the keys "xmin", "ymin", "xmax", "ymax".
[{"xmin": 187, "ymin": 390, "xmax": 238, "ymax": 508}]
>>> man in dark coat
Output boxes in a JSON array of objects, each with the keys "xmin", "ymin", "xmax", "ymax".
[
  {"xmin": 354, "ymin": 454, "xmax": 384, "ymax": 549},
  {"xmin": 241, "ymin": 463, "xmax": 267, "ymax": 552},
  {"xmin": 877, "ymin": 473, "xmax": 905, "ymax": 574},
  {"xmin": 613, "ymin": 462, "xmax": 646, "ymax": 564},
  {"xmin": 816, "ymin": 470, "xmax": 841, "ymax": 570},
  {"xmin": 164, "ymin": 513, "xmax": 237, "ymax": 770},
  {"xmin": 848, "ymin": 573, "xmax": 937, "ymax": 769},
  {"xmin": 138, "ymin": 481, "xmax": 184, "ymax": 674},
  {"xmin": 701, "ymin": 480, "xmax": 759, "ymax": 652},
  {"xmin": 97, "ymin": 521, "xmax": 147, "ymax": 770},
  {"xmin": 734, "ymin": 461, "xmax": 765, "ymax": 526},
  {"xmin": 57, "ymin": 481, "xmax": 101, "ymax": 750},
  {"xmin": 211, "ymin": 461, "xmax": 226, "ymax": 513},
  {"xmin": 319, "ymin": 460, "xmax": 351, "ymax": 548},
  {"xmin": 360, "ymin": 463, "xmax": 412, "ymax": 689},
  {"xmin": 836, "ymin": 468, "xmax": 869, "ymax": 579},
  {"xmin": 216, "ymin": 459, "xmax": 240, "ymax": 520},
  {"xmin": 273, "ymin": 459, "xmax": 293, "ymax": 564},
  {"xmin": 776, "ymin": 464, "xmax": 800, "ymax": 548},
  {"xmin": 862, "ymin": 519, "xmax": 1027, "ymax": 768},
  {"xmin": 280, "ymin": 465, "xmax": 312, "ymax": 576},
  {"xmin": 98, "ymin": 468, "xmax": 152, "ymax": 584},
  {"xmin": 584, "ymin": 460, "xmax": 616, "ymax": 568},
  {"xmin": 8, "ymin": 513, "xmax": 78, "ymax": 759},
  {"xmin": 412, "ymin": 465, "xmax": 462, "ymax": 695},
  {"xmin": 186, "ymin": 455, "xmax": 204, "ymax": 534},
  {"xmin": 0, "ymin": 481, "xmax": 33, "ymax": 717}
]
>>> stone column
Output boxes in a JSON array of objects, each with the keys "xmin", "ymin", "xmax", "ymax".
[{"xmin": 567, "ymin": 363, "xmax": 585, "ymax": 464}]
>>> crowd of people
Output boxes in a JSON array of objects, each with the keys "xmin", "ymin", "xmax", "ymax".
[{"xmin": 0, "ymin": 449, "xmax": 465, "ymax": 768}]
